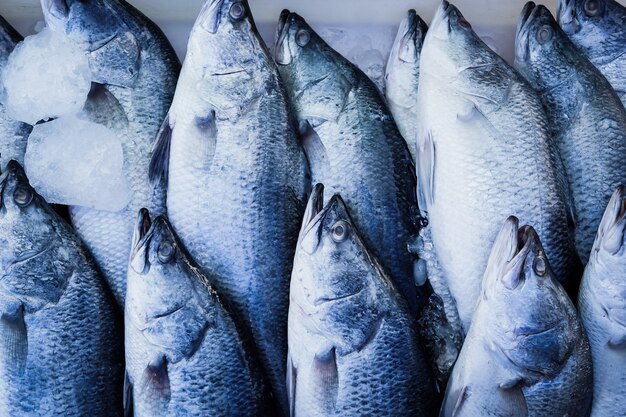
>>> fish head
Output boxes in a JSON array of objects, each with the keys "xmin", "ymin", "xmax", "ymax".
[
  {"xmin": 588, "ymin": 186, "xmax": 626, "ymax": 272},
  {"xmin": 480, "ymin": 216, "xmax": 577, "ymax": 382},
  {"xmin": 515, "ymin": 3, "xmax": 574, "ymax": 92},
  {"xmin": 385, "ymin": 10, "xmax": 427, "ymax": 109},
  {"xmin": 558, "ymin": 0, "xmax": 626, "ymax": 65},
  {"xmin": 0, "ymin": 161, "xmax": 72, "ymax": 312},
  {"xmin": 291, "ymin": 185, "xmax": 390, "ymax": 354},
  {"xmin": 127, "ymin": 210, "xmax": 213, "ymax": 362},
  {"xmin": 40, "ymin": 0, "xmax": 141, "ymax": 87},
  {"xmin": 274, "ymin": 10, "xmax": 352, "ymax": 126}
]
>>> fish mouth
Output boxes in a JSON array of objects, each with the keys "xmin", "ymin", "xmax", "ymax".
[
  {"xmin": 275, "ymin": 9, "xmax": 294, "ymax": 65},
  {"xmin": 42, "ymin": 0, "xmax": 69, "ymax": 21},
  {"xmin": 556, "ymin": 0, "xmax": 581, "ymax": 34},
  {"xmin": 390, "ymin": 10, "xmax": 427, "ymax": 64},
  {"xmin": 130, "ymin": 208, "xmax": 153, "ymax": 274},
  {"xmin": 428, "ymin": 1, "xmax": 453, "ymax": 40},
  {"xmin": 515, "ymin": 2, "xmax": 538, "ymax": 63},
  {"xmin": 298, "ymin": 183, "xmax": 325, "ymax": 245},
  {"xmin": 595, "ymin": 186, "xmax": 626, "ymax": 255},
  {"xmin": 199, "ymin": 0, "xmax": 225, "ymax": 34}
]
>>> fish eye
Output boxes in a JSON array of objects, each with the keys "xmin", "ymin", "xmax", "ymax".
[
  {"xmin": 536, "ymin": 25, "xmax": 553, "ymax": 44},
  {"xmin": 229, "ymin": 1, "xmax": 246, "ymax": 21},
  {"xmin": 533, "ymin": 255, "xmax": 547, "ymax": 277},
  {"xmin": 458, "ymin": 17, "xmax": 471, "ymax": 29},
  {"xmin": 331, "ymin": 220, "xmax": 350, "ymax": 243},
  {"xmin": 296, "ymin": 29, "xmax": 311, "ymax": 47},
  {"xmin": 13, "ymin": 187, "xmax": 33, "ymax": 207},
  {"xmin": 584, "ymin": 0, "xmax": 600, "ymax": 16},
  {"xmin": 157, "ymin": 241, "xmax": 175, "ymax": 264}
]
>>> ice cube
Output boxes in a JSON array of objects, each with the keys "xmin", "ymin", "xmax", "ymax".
[
  {"xmin": 2, "ymin": 27, "xmax": 91, "ymax": 125},
  {"xmin": 24, "ymin": 115, "xmax": 132, "ymax": 212}
]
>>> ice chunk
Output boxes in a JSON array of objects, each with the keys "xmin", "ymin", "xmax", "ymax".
[
  {"xmin": 24, "ymin": 115, "xmax": 132, "ymax": 212},
  {"xmin": 2, "ymin": 27, "xmax": 91, "ymax": 125}
]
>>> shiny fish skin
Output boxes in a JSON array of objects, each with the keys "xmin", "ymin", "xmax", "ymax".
[
  {"xmin": 417, "ymin": 1, "xmax": 574, "ymax": 332},
  {"xmin": 288, "ymin": 186, "xmax": 436, "ymax": 417},
  {"xmin": 41, "ymin": 0, "xmax": 181, "ymax": 306},
  {"xmin": 275, "ymin": 10, "xmax": 426, "ymax": 317},
  {"xmin": 442, "ymin": 217, "xmax": 593, "ymax": 417},
  {"xmin": 578, "ymin": 186, "xmax": 626, "ymax": 417},
  {"xmin": 0, "ymin": 161, "xmax": 123, "ymax": 417},
  {"xmin": 125, "ymin": 211, "xmax": 272, "ymax": 417},
  {"xmin": 0, "ymin": 15, "xmax": 31, "ymax": 166},
  {"xmin": 150, "ymin": 0, "xmax": 308, "ymax": 413},
  {"xmin": 558, "ymin": 0, "xmax": 626, "ymax": 107},
  {"xmin": 515, "ymin": 2, "xmax": 626, "ymax": 264},
  {"xmin": 384, "ymin": 9, "xmax": 427, "ymax": 160}
]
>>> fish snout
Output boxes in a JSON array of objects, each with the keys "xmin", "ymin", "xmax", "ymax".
[{"xmin": 43, "ymin": 0, "xmax": 69, "ymax": 20}]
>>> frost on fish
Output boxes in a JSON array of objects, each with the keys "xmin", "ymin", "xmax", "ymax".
[
  {"xmin": 2, "ymin": 26, "xmax": 91, "ymax": 125},
  {"xmin": 24, "ymin": 115, "xmax": 131, "ymax": 212}
]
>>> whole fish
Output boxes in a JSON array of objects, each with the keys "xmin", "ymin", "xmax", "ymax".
[
  {"xmin": 275, "ymin": 10, "xmax": 425, "ymax": 317},
  {"xmin": 0, "ymin": 15, "xmax": 31, "ymax": 166},
  {"xmin": 515, "ymin": 2, "xmax": 626, "ymax": 264},
  {"xmin": 384, "ymin": 9, "xmax": 427, "ymax": 160},
  {"xmin": 579, "ymin": 186, "xmax": 626, "ymax": 417},
  {"xmin": 416, "ymin": 1, "xmax": 574, "ymax": 332},
  {"xmin": 125, "ymin": 210, "xmax": 272, "ymax": 416},
  {"xmin": 41, "ymin": 0, "xmax": 181, "ymax": 306},
  {"xmin": 288, "ymin": 185, "xmax": 435, "ymax": 417},
  {"xmin": 441, "ymin": 216, "xmax": 593, "ymax": 417},
  {"xmin": 149, "ymin": 0, "xmax": 308, "ymax": 412},
  {"xmin": 0, "ymin": 161, "xmax": 123, "ymax": 416},
  {"xmin": 558, "ymin": 0, "xmax": 626, "ymax": 107}
]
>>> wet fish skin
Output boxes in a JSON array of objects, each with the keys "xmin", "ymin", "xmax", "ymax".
[
  {"xmin": 0, "ymin": 15, "xmax": 32, "ymax": 166},
  {"xmin": 557, "ymin": 0, "xmax": 626, "ymax": 107},
  {"xmin": 150, "ymin": 0, "xmax": 309, "ymax": 413},
  {"xmin": 442, "ymin": 216, "xmax": 593, "ymax": 417},
  {"xmin": 578, "ymin": 186, "xmax": 626, "ymax": 417},
  {"xmin": 384, "ymin": 9, "xmax": 427, "ymax": 160},
  {"xmin": 417, "ymin": 1, "xmax": 574, "ymax": 332},
  {"xmin": 515, "ymin": 2, "xmax": 626, "ymax": 264},
  {"xmin": 0, "ymin": 161, "xmax": 123, "ymax": 417},
  {"xmin": 125, "ymin": 210, "xmax": 272, "ymax": 417},
  {"xmin": 275, "ymin": 9, "xmax": 425, "ymax": 317},
  {"xmin": 288, "ymin": 185, "xmax": 436, "ymax": 417},
  {"xmin": 40, "ymin": 0, "xmax": 181, "ymax": 306}
]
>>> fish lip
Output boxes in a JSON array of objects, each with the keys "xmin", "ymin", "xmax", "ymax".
[
  {"xmin": 274, "ymin": 9, "xmax": 293, "ymax": 65},
  {"xmin": 429, "ymin": 0, "xmax": 453, "ymax": 39},
  {"xmin": 200, "ymin": 0, "xmax": 225, "ymax": 34},
  {"xmin": 298, "ymin": 183, "xmax": 325, "ymax": 244},
  {"xmin": 515, "ymin": 2, "xmax": 538, "ymax": 63},
  {"xmin": 595, "ymin": 185, "xmax": 626, "ymax": 255},
  {"xmin": 42, "ymin": 0, "xmax": 69, "ymax": 21},
  {"xmin": 556, "ymin": 0, "xmax": 581, "ymax": 33},
  {"xmin": 390, "ymin": 9, "xmax": 426, "ymax": 64}
]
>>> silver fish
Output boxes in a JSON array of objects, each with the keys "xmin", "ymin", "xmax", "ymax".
[
  {"xmin": 149, "ymin": 0, "xmax": 308, "ymax": 412},
  {"xmin": 515, "ymin": 2, "xmax": 626, "ymax": 264},
  {"xmin": 417, "ymin": 1, "xmax": 574, "ymax": 332},
  {"xmin": 0, "ymin": 15, "xmax": 31, "ymax": 166},
  {"xmin": 40, "ymin": 0, "xmax": 181, "ymax": 306},
  {"xmin": 558, "ymin": 0, "xmax": 626, "ymax": 107},
  {"xmin": 125, "ymin": 210, "xmax": 273, "ymax": 417},
  {"xmin": 288, "ymin": 185, "xmax": 436, "ymax": 417},
  {"xmin": 579, "ymin": 186, "xmax": 626, "ymax": 417},
  {"xmin": 441, "ymin": 216, "xmax": 593, "ymax": 417},
  {"xmin": 384, "ymin": 9, "xmax": 427, "ymax": 160},
  {"xmin": 0, "ymin": 161, "xmax": 123, "ymax": 417}
]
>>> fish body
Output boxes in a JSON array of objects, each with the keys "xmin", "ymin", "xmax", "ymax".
[
  {"xmin": 150, "ymin": 0, "xmax": 308, "ymax": 412},
  {"xmin": 125, "ymin": 211, "xmax": 271, "ymax": 417},
  {"xmin": 0, "ymin": 16, "xmax": 31, "ymax": 166},
  {"xmin": 578, "ymin": 186, "xmax": 626, "ymax": 417},
  {"xmin": 417, "ymin": 1, "xmax": 574, "ymax": 332},
  {"xmin": 515, "ymin": 2, "xmax": 626, "ymax": 264},
  {"xmin": 441, "ymin": 216, "xmax": 593, "ymax": 417},
  {"xmin": 288, "ymin": 185, "xmax": 435, "ymax": 417},
  {"xmin": 558, "ymin": 0, "xmax": 626, "ymax": 107},
  {"xmin": 384, "ymin": 9, "xmax": 427, "ymax": 160},
  {"xmin": 275, "ymin": 10, "xmax": 425, "ymax": 317},
  {"xmin": 0, "ymin": 161, "xmax": 123, "ymax": 417},
  {"xmin": 41, "ymin": 0, "xmax": 181, "ymax": 306}
]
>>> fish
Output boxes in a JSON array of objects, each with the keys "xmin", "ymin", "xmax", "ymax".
[
  {"xmin": 275, "ymin": 9, "xmax": 426, "ymax": 318},
  {"xmin": 441, "ymin": 216, "xmax": 593, "ymax": 417},
  {"xmin": 384, "ymin": 9, "xmax": 427, "ymax": 160},
  {"xmin": 125, "ymin": 210, "xmax": 273, "ymax": 417},
  {"xmin": 515, "ymin": 1, "xmax": 626, "ymax": 265},
  {"xmin": 40, "ymin": 0, "xmax": 181, "ymax": 307},
  {"xmin": 288, "ymin": 185, "xmax": 436, "ymax": 416},
  {"xmin": 0, "ymin": 160, "xmax": 123, "ymax": 417},
  {"xmin": 416, "ymin": 1, "xmax": 575, "ymax": 332},
  {"xmin": 0, "ymin": 15, "xmax": 32, "ymax": 166},
  {"xmin": 557, "ymin": 0, "xmax": 626, "ymax": 107},
  {"xmin": 148, "ymin": 0, "xmax": 309, "ymax": 413},
  {"xmin": 578, "ymin": 186, "xmax": 626, "ymax": 417}
]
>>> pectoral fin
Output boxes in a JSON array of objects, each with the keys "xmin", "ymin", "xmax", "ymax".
[
  {"xmin": 416, "ymin": 131, "xmax": 436, "ymax": 215},
  {"xmin": 0, "ymin": 303, "xmax": 27, "ymax": 374},
  {"xmin": 287, "ymin": 352, "xmax": 297, "ymax": 417},
  {"xmin": 139, "ymin": 356, "xmax": 171, "ymax": 407},
  {"xmin": 123, "ymin": 370, "xmax": 133, "ymax": 417},
  {"xmin": 149, "ymin": 113, "xmax": 173, "ymax": 187},
  {"xmin": 312, "ymin": 348, "xmax": 339, "ymax": 413}
]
